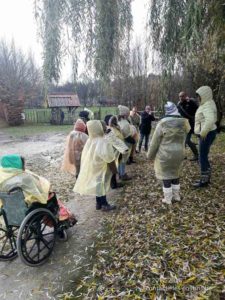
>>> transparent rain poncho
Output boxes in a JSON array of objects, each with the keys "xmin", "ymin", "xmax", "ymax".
[
  {"xmin": 0, "ymin": 168, "xmax": 50, "ymax": 206},
  {"xmin": 147, "ymin": 116, "xmax": 190, "ymax": 180},
  {"xmin": 61, "ymin": 130, "xmax": 88, "ymax": 175},
  {"xmin": 73, "ymin": 120, "xmax": 116, "ymax": 196}
]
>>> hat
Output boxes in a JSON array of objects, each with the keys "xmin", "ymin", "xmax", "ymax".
[
  {"xmin": 164, "ymin": 101, "xmax": 179, "ymax": 115},
  {"xmin": 0, "ymin": 154, "xmax": 23, "ymax": 169},
  {"xmin": 118, "ymin": 105, "xmax": 130, "ymax": 116},
  {"xmin": 104, "ymin": 114, "xmax": 113, "ymax": 126},
  {"xmin": 74, "ymin": 119, "xmax": 86, "ymax": 132},
  {"xmin": 79, "ymin": 111, "xmax": 89, "ymax": 121}
]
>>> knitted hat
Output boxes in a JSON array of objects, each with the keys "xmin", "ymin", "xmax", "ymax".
[
  {"xmin": 74, "ymin": 119, "xmax": 86, "ymax": 132},
  {"xmin": 118, "ymin": 105, "xmax": 130, "ymax": 116},
  {"xmin": 164, "ymin": 101, "xmax": 179, "ymax": 115},
  {"xmin": 104, "ymin": 114, "xmax": 113, "ymax": 126},
  {"xmin": 0, "ymin": 154, "xmax": 23, "ymax": 169}
]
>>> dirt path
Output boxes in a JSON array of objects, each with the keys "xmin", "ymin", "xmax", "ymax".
[{"xmin": 0, "ymin": 132, "xmax": 117, "ymax": 299}]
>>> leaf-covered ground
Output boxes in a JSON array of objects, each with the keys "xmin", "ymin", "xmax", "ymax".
[{"xmin": 64, "ymin": 135, "xmax": 225, "ymax": 300}]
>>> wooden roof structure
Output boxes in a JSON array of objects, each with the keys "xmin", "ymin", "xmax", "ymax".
[{"xmin": 47, "ymin": 94, "xmax": 80, "ymax": 108}]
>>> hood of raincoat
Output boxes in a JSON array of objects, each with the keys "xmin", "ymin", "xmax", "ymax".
[
  {"xmin": 196, "ymin": 86, "xmax": 213, "ymax": 105},
  {"xmin": 118, "ymin": 105, "xmax": 130, "ymax": 116},
  {"xmin": 0, "ymin": 154, "xmax": 23, "ymax": 169},
  {"xmin": 84, "ymin": 108, "xmax": 94, "ymax": 120},
  {"xmin": 74, "ymin": 118, "xmax": 86, "ymax": 132},
  {"xmin": 87, "ymin": 120, "xmax": 104, "ymax": 138},
  {"xmin": 73, "ymin": 122, "xmax": 116, "ymax": 196}
]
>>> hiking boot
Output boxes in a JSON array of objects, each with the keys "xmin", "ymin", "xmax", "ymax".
[
  {"xmin": 193, "ymin": 172, "xmax": 210, "ymax": 188},
  {"xmin": 101, "ymin": 204, "xmax": 117, "ymax": 211},
  {"xmin": 192, "ymin": 181, "xmax": 209, "ymax": 188},
  {"xmin": 129, "ymin": 157, "xmax": 136, "ymax": 164},
  {"xmin": 120, "ymin": 173, "xmax": 132, "ymax": 181},
  {"xmin": 116, "ymin": 182, "xmax": 124, "ymax": 188},
  {"xmin": 96, "ymin": 203, "xmax": 102, "ymax": 210}
]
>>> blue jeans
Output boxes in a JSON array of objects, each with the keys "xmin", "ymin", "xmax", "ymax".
[
  {"xmin": 139, "ymin": 133, "xmax": 150, "ymax": 151},
  {"xmin": 199, "ymin": 130, "xmax": 217, "ymax": 173},
  {"xmin": 118, "ymin": 162, "xmax": 126, "ymax": 176}
]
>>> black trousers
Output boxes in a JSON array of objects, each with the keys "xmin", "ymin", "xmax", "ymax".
[
  {"xmin": 96, "ymin": 195, "xmax": 108, "ymax": 206},
  {"xmin": 163, "ymin": 178, "xmax": 179, "ymax": 188},
  {"xmin": 185, "ymin": 131, "xmax": 198, "ymax": 157},
  {"xmin": 139, "ymin": 132, "xmax": 150, "ymax": 151}
]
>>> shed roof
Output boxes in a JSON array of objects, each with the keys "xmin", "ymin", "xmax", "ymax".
[{"xmin": 47, "ymin": 94, "xmax": 80, "ymax": 107}]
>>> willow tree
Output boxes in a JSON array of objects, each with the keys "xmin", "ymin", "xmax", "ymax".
[
  {"xmin": 35, "ymin": 0, "xmax": 132, "ymax": 87},
  {"xmin": 147, "ymin": 0, "xmax": 225, "ymax": 120}
]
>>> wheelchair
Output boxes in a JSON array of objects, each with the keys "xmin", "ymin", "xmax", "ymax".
[{"xmin": 0, "ymin": 188, "xmax": 76, "ymax": 267}]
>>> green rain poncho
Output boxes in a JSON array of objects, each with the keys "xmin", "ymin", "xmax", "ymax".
[
  {"xmin": 147, "ymin": 116, "xmax": 190, "ymax": 180},
  {"xmin": 73, "ymin": 120, "xmax": 116, "ymax": 196}
]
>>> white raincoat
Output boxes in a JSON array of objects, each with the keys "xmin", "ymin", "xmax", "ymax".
[{"xmin": 73, "ymin": 120, "xmax": 116, "ymax": 196}]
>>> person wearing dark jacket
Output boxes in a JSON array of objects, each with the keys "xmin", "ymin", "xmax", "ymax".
[
  {"xmin": 138, "ymin": 106, "xmax": 155, "ymax": 152},
  {"xmin": 177, "ymin": 91, "xmax": 199, "ymax": 161}
]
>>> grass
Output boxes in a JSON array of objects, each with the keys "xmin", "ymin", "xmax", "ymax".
[{"xmin": 0, "ymin": 124, "xmax": 72, "ymax": 138}]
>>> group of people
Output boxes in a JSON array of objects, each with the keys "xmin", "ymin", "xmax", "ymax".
[
  {"xmin": 61, "ymin": 85, "xmax": 218, "ymax": 208},
  {"xmin": 0, "ymin": 85, "xmax": 218, "ymax": 212}
]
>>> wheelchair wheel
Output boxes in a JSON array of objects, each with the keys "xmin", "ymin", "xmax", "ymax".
[
  {"xmin": 0, "ymin": 226, "xmax": 18, "ymax": 261},
  {"xmin": 17, "ymin": 208, "xmax": 57, "ymax": 267}
]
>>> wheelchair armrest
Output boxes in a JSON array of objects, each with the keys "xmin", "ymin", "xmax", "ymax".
[{"xmin": 8, "ymin": 187, "xmax": 23, "ymax": 194}]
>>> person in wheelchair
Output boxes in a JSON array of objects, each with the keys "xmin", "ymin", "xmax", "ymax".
[{"xmin": 0, "ymin": 154, "xmax": 77, "ymax": 226}]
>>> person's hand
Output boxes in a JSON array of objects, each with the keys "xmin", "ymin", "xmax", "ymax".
[{"xmin": 200, "ymin": 131, "xmax": 208, "ymax": 140}]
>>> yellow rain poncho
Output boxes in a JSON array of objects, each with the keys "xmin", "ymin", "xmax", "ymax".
[
  {"xmin": 73, "ymin": 120, "xmax": 116, "ymax": 196},
  {"xmin": 118, "ymin": 118, "xmax": 133, "ymax": 163},
  {"xmin": 147, "ymin": 116, "xmax": 190, "ymax": 180},
  {"xmin": 0, "ymin": 155, "xmax": 50, "ymax": 206}
]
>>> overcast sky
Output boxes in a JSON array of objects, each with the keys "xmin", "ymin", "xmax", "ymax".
[{"xmin": 0, "ymin": 0, "xmax": 148, "ymax": 82}]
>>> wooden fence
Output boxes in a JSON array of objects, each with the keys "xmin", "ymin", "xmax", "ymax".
[{"xmin": 24, "ymin": 107, "xmax": 118, "ymax": 124}]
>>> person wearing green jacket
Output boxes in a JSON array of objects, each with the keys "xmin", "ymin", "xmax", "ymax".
[
  {"xmin": 147, "ymin": 102, "xmax": 190, "ymax": 204},
  {"xmin": 193, "ymin": 86, "xmax": 217, "ymax": 188}
]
